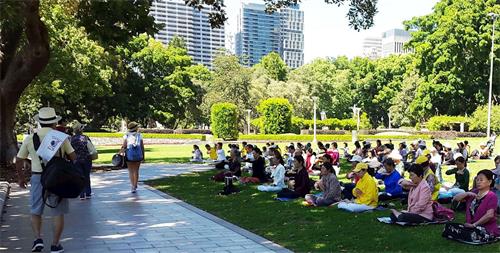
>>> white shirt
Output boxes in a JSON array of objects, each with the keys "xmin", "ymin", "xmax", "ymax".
[{"xmin": 216, "ymin": 149, "xmax": 226, "ymax": 161}]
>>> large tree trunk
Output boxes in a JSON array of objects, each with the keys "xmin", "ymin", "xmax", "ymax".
[{"xmin": 0, "ymin": 0, "xmax": 49, "ymax": 173}]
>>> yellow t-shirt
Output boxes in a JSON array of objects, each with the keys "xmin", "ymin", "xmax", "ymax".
[
  {"xmin": 353, "ymin": 172, "xmax": 379, "ymax": 207},
  {"xmin": 209, "ymin": 149, "xmax": 217, "ymax": 160},
  {"xmin": 241, "ymin": 147, "xmax": 247, "ymax": 157},
  {"xmin": 17, "ymin": 128, "xmax": 75, "ymax": 173},
  {"xmin": 424, "ymin": 168, "xmax": 441, "ymax": 200}
]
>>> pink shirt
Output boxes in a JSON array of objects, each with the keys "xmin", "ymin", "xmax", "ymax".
[{"xmin": 407, "ymin": 179, "xmax": 434, "ymax": 220}]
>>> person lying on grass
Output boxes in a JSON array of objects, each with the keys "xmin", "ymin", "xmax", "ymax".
[
  {"xmin": 240, "ymin": 147, "xmax": 267, "ymax": 184},
  {"xmin": 257, "ymin": 150, "xmax": 286, "ymax": 192},
  {"xmin": 390, "ymin": 164, "xmax": 433, "ymax": 223},
  {"xmin": 338, "ymin": 163, "xmax": 379, "ymax": 213},
  {"xmin": 277, "ymin": 155, "xmax": 311, "ymax": 199},
  {"xmin": 443, "ymin": 169, "xmax": 499, "ymax": 243},
  {"xmin": 304, "ymin": 162, "xmax": 341, "ymax": 206}
]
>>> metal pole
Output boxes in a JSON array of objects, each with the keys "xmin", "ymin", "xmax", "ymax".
[
  {"xmin": 356, "ymin": 109, "xmax": 360, "ymax": 131},
  {"xmin": 313, "ymin": 98, "xmax": 317, "ymax": 144},
  {"xmin": 246, "ymin": 110, "xmax": 251, "ymax": 135},
  {"xmin": 487, "ymin": 13, "xmax": 497, "ymax": 138}
]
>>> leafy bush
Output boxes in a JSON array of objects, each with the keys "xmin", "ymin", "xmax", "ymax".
[
  {"xmin": 257, "ymin": 98, "xmax": 293, "ymax": 134},
  {"xmin": 469, "ymin": 105, "xmax": 500, "ymax": 133},
  {"xmin": 210, "ymin": 103, "xmax": 239, "ymax": 140},
  {"xmin": 427, "ymin": 116, "xmax": 470, "ymax": 131},
  {"xmin": 251, "ymin": 117, "xmax": 264, "ymax": 133}
]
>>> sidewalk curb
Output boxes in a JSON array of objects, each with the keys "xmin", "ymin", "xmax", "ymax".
[
  {"xmin": 0, "ymin": 181, "xmax": 11, "ymax": 220},
  {"xmin": 142, "ymin": 183, "xmax": 293, "ymax": 253}
]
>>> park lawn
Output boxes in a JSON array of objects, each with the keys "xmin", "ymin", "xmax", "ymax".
[
  {"xmin": 147, "ymin": 161, "xmax": 500, "ymax": 252},
  {"xmin": 95, "ymin": 144, "xmax": 193, "ymax": 164}
]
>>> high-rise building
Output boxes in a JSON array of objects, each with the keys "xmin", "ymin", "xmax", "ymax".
[
  {"xmin": 361, "ymin": 29, "xmax": 413, "ymax": 58},
  {"xmin": 150, "ymin": 0, "xmax": 225, "ymax": 68},
  {"xmin": 381, "ymin": 28, "xmax": 412, "ymax": 57},
  {"xmin": 362, "ymin": 37, "xmax": 382, "ymax": 59},
  {"xmin": 235, "ymin": 3, "xmax": 304, "ymax": 68}
]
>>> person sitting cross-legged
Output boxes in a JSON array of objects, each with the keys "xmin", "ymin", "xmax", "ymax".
[
  {"xmin": 304, "ymin": 162, "xmax": 341, "ymax": 206},
  {"xmin": 376, "ymin": 158, "xmax": 404, "ymax": 202},
  {"xmin": 257, "ymin": 150, "xmax": 286, "ymax": 192},
  {"xmin": 338, "ymin": 163, "xmax": 379, "ymax": 213},
  {"xmin": 277, "ymin": 155, "xmax": 311, "ymax": 199},
  {"xmin": 390, "ymin": 164, "xmax": 434, "ymax": 223},
  {"xmin": 443, "ymin": 170, "xmax": 499, "ymax": 243}
]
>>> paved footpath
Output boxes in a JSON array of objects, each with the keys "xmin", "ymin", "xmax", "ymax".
[{"xmin": 0, "ymin": 164, "xmax": 291, "ymax": 253}]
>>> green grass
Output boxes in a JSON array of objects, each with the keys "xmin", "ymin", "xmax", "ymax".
[
  {"xmin": 95, "ymin": 144, "xmax": 193, "ymax": 164},
  {"xmin": 86, "ymin": 132, "xmax": 203, "ymax": 139},
  {"xmin": 147, "ymin": 160, "xmax": 500, "ymax": 252}
]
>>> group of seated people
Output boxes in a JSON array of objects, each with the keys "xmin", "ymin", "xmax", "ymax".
[{"xmin": 195, "ymin": 139, "xmax": 500, "ymax": 244}]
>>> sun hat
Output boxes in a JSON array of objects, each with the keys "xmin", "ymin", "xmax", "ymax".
[
  {"xmin": 349, "ymin": 155, "xmax": 363, "ymax": 163},
  {"xmin": 415, "ymin": 155, "xmax": 428, "ymax": 165},
  {"xmin": 33, "ymin": 107, "xmax": 61, "ymax": 124},
  {"xmin": 71, "ymin": 121, "xmax": 86, "ymax": 132},
  {"xmin": 453, "ymin": 153, "xmax": 463, "ymax": 160},
  {"xmin": 127, "ymin": 121, "xmax": 139, "ymax": 132},
  {"xmin": 388, "ymin": 151, "xmax": 402, "ymax": 161},
  {"xmin": 352, "ymin": 162, "xmax": 368, "ymax": 172},
  {"xmin": 368, "ymin": 159, "xmax": 382, "ymax": 169}
]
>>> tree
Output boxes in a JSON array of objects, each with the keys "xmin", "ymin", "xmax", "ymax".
[
  {"xmin": 202, "ymin": 53, "xmax": 252, "ymax": 127},
  {"xmin": 405, "ymin": 0, "xmax": 500, "ymax": 120},
  {"xmin": 0, "ymin": 1, "xmax": 49, "ymax": 167},
  {"xmin": 257, "ymin": 98, "xmax": 293, "ymax": 134},
  {"xmin": 17, "ymin": 2, "xmax": 113, "ymax": 126},
  {"xmin": 255, "ymin": 52, "xmax": 288, "ymax": 81},
  {"xmin": 0, "ymin": 0, "xmax": 379, "ymax": 168},
  {"xmin": 0, "ymin": 0, "xmax": 159, "ymax": 169}
]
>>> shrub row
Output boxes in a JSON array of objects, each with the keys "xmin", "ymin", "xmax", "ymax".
[
  {"xmin": 238, "ymin": 134, "xmax": 432, "ymax": 142},
  {"xmin": 140, "ymin": 129, "xmax": 212, "ymax": 134},
  {"xmin": 86, "ymin": 132, "xmax": 203, "ymax": 140}
]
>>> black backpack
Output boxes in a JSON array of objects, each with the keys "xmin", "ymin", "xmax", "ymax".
[{"xmin": 33, "ymin": 133, "xmax": 85, "ymax": 207}]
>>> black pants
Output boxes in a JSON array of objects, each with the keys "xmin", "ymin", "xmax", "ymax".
[
  {"xmin": 215, "ymin": 161, "xmax": 227, "ymax": 169},
  {"xmin": 379, "ymin": 193, "xmax": 404, "ymax": 202},
  {"xmin": 277, "ymin": 188, "xmax": 302, "ymax": 199},
  {"xmin": 342, "ymin": 183, "xmax": 356, "ymax": 200},
  {"xmin": 390, "ymin": 212, "xmax": 430, "ymax": 223}
]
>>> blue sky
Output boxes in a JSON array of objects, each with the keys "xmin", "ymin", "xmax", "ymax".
[{"xmin": 224, "ymin": 0, "xmax": 439, "ymax": 63}]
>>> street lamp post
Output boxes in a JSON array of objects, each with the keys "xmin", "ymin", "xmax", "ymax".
[
  {"xmin": 351, "ymin": 105, "xmax": 361, "ymax": 131},
  {"xmin": 487, "ymin": 13, "xmax": 498, "ymax": 138},
  {"xmin": 246, "ymin": 109, "xmax": 251, "ymax": 135},
  {"xmin": 312, "ymin": 97, "xmax": 319, "ymax": 145}
]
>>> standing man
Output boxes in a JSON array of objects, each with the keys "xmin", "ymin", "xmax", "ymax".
[{"xmin": 16, "ymin": 107, "xmax": 76, "ymax": 253}]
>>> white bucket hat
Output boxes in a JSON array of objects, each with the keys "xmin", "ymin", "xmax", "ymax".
[{"xmin": 33, "ymin": 107, "xmax": 61, "ymax": 124}]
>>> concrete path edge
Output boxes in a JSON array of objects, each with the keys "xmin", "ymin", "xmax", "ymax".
[{"xmin": 142, "ymin": 183, "xmax": 293, "ymax": 253}]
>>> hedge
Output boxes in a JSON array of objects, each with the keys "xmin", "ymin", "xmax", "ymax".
[
  {"xmin": 426, "ymin": 115, "xmax": 470, "ymax": 131},
  {"xmin": 86, "ymin": 132, "xmax": 204, "ymax": 139},
  {"xmin": 257, "ymin": 98, "xmax": 293, "ymax": 134},
  {"xmin": 210, "ymin": 102, "xmax": 239, "ymax": 140},
  {"xmin": 238, "ymin": 134, "xmax": 432, "ymax": 142}
]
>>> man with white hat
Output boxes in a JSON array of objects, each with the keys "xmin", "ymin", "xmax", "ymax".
[{"xmin": 15, "ymin": 107, "xmax": 76, "ymax": 253}]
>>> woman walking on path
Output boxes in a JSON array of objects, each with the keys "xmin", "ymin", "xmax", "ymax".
[{"xmin": 121, "ymin": 122, "xmax": 145, "ymax": 193}]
